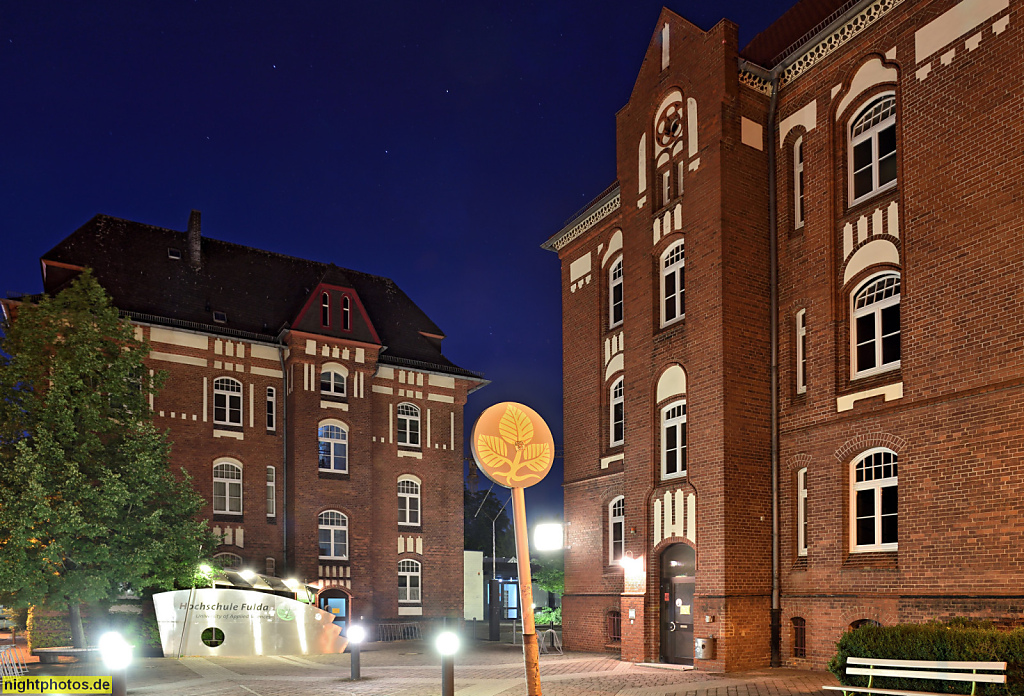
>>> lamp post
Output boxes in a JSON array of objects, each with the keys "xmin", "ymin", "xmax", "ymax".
[
  {"xmin": 347, "ymin": 624, "xmax": 366, "ymax": 680},
  {"xmin": 473, "ymin": 485, "xmax": 511, "ymax": 641},
  {"xmin": 436, "ymin": 631, "xmax": 460, "ymax": 696},
  {"xmin": 98, "ymin": 631, "xmax": 133, "ymax": 696}
]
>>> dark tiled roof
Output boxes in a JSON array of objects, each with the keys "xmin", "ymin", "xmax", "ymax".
[
  {"xmin": 740, "ymin": 0, "xmax": 856, "ymax": 67},
  {"xmin": 41, "ymin": 214, "xmax": 481, "ymax": 379}
]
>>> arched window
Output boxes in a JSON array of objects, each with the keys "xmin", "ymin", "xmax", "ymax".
[
  {"xmin": 794, "ymin": 135, "xmax": 805, "ymax": 228},
  {"xmin": 212, "ymin": 460, "xmax": 242, "ymax": 514},
  {"xmin": 852, "ymin": 272, "xmax": 900, "ymax": 378},
  {"xmin": 795, "ymin": 309, "xmax": 807, "ymax": 394},
  {"xmin": 213, "ymin": 552, "xmax": 242, "ymax": 570},
  {"xmin": 266, "ymin": 466, "xmax": 276, "ymax": 518},
  {"xmin": 609, "ymin": 496, "xmax": 625, "ymax": 564},
  {"xmin": 849, "ymin": 94, "xmax": 897, "ymax": 204},
  {"xmin": 318, "ymin": 422, "xmax": 348, "ymax": 472},
  {"xmin": 792, "ymin": 617, "xmax": 807, "ymax": 657},
  {"xmin": 609, "ymin": 257, "xmax": 623, "ymax": 328},
  {"xmin": 851, "ymin": 449, "xmax": 898, "ymax": 552},
  {"xmin": 320, "ymin": 369, "xmax": 347, "ymax": 397},
  {"xmin": 321, "ymin": 292, "xmax": 331, "ymax": 326},
  {"xmin": 607, "ymin": 611, "xmax": 622, "ymax": 642},
  {"xmin": 318, "ymin": 510, "xmax": 348, "ymax": 559},
  {"xmin": 797, "ymin": 467, "xmax": 808, "ymax": 557},
  {"xmin": 661, "ymin": 400, "xmax": 687, "ymax": 480},
  {"xmin": 609, "ymin": 377, "xmax": 624, "ymax": 447},
  {"xmin": 342, "ymin": 295, "xmax": 351, "ymax": 331},
  {"xmin": 398, "ymin": 559, "xmax": 421, "ymax": 603},
  {"xmin": 398, "ymin": 475, "xmax": 421, "ymax": 526},
  {"xmin": 213, "ymin": 377, "xmax": 242, "ymax": 426},
  {"xmin": 397, "ymin": 403, "xmax": 420, "ymax": 447},
  {"xmin": 653, "ymin": 90, "xmax": 685, "ymax": 208},
  {"xmin": 661, "ymin": 241, "xmax": 685, "ymax": 327},
  {"xmin": 849, "ymin": 618, "xmax": 882, "ymax": 630}
]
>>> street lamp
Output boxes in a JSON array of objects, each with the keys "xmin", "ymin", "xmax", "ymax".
[
  {"xmin": 98, "ymin": 631, "xmax": 133, "ymax": 696},
  {"xmin": 533, "ymin": 523, "xmax": 563, "ymax": 551},
  {"xmin": 347, "ymin": 624, "xmax": 366, "ymax": 680},
  {"xmin": 436, "ymin": 631, "xmax": 460, "ymax": 696}
]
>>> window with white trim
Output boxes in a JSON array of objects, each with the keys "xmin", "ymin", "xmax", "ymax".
[
  {"xmin": 609, "ymin": 496, "xmax": 625, "ymax": 564},
  {"xmin": 852, "ymin": 273, "xmax": 900, "ymax": 378},
  {"xmin": 266, "ymin": 466, "xmax": 276, "ymax": 517},
  {"xmin": 398, "ymin": 559, "xmax": 421, "ymax": 603},
  {"xmin": 320, "ymin": 369, "xmax": 346, "ymax": 397},
  {"xmin": 661, "ymin": 400, "xmax": 687, "ymax": 480},
  {"xmin": 851, "ymin": 449, "xmax": 897, "ymax": 552},
  {"xmin": 342, "ymin": 295, "xmax": 351, "ymax": 330},
  {"xmin": 321, "ymin": 292, "xmax": 331, "ymax": 326},
  {"xmin": 213, "ymin": 461, "xmax": 242, "ymax": 515},
  {"xmin": 797, "ymin": 467, "xmax": 808, "ymax": 557},
  {"xmin": 661, "ymin": 241, "xmax": 685, "ymax": 327},
  {"xmin": 266, "ymin": 387, "xmax": 276, "ymax": 430},
  {"xmin": 849, "ymin": 94, "xmax": 896, "ymax": 205},
  {"xmin": 213, "ymin": 377, "xmax": 242, "ymax": 426},
  {"xmin": 318, "ymin": 422, "xmax": 348, "ymax": 472},
  {"xmin": 794, "ymin": 136, "xmax": 805, "ymax": 228},
  {"xmin": 610, "ymin": 377, "xmax": 624, "ymax": 447},
  {"xmin": 318, "ymin": 510, "xmax": 348, "ymax": 559},
  {"xmin": 398, "ymin": 476, "xmax": 421, "ymax": 526},
  {"xmin": 214, "ymin": 552, "xmax": 242, "ymax": 570},
  {"xmin": 609, "ymin": 257, "xmax": 623, "ymax": 328},
  {"xmin": 266, "ymin": 557, "xmax": 276, "ymax": 576},
  {"xmin": 796, "ymin": 309, "xmax": 807, "ymax": 395},
  {"xmin": 397, "ymin": 403, "xmax": 420, "ymax": 447}
]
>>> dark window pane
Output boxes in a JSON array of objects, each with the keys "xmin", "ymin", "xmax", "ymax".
[
  {"xmin": 857, "ymin": 343, "xmax": 876, "ymax": 371},
  {"xmin": 881, "ymin": 485, "xmax": 898, "ymax": 515},
  {"xmin": 854, "ymin": 169, "xmax": 873, "ymax": 199},
  {"xmin": 882, "ymin": 334, "xmax": 901, "ymax": 365},
  {"xmin": 856, "ymin": 314, "xmax": 876, "ymax": 341},
  {"xmin": 853, "ymin": 141, "xmax": 873, "ymax": 171},
  {"xmin": 878, "ymin": 153, "xmax": 897, "ymax": 187},
  {"xmin": 881, "ymin": 303, "xmax": 900, "ymax": 335},
  {"xmin": 881, "ymin": 514, "xmax": 898, "ymax": 544},
  {"xmin": 679, "ymin": 269, "xmax": 685, "ymax": 315},
  {"xmin": 856, "ymin": 489, "xmax": 875, "ymax": 517},
  {"xmin": 857, "ymin": 516, "xmax": 875, "ymax": 546},
  {"xmin": 878, "ymin": 125, "xmax": 896, "ymax": 157}
]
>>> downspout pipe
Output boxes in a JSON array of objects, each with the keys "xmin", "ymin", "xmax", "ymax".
[{"xmin": 278, "ymin": 343, "xmax": 289, "ymax": 570}]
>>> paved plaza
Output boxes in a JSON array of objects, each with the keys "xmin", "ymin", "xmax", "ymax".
[{"xmin": 18, "ymin": 637, "xmax": 839, "ymax": 696}]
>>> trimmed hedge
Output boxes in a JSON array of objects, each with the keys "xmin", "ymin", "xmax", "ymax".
[
  {"xmin": 829, "ymin": 621, "xmax": 1024, "ymax": 696},
  {"xmin": 26, "ymin": 600, "xmax": 162, "ymax": 656}
]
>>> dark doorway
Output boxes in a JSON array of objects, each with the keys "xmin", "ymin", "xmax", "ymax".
[
  {"xmin": 660, "ymin": 543, "xmax": 695, "ymax": 665},
  {"xmin": 318, "ymin": 588, "xmax": 351, "ymax": 635}
]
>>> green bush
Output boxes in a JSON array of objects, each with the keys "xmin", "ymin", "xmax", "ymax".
[
  {"xmin": 534, "ymin": 607, "xmax": 561, "ymax": 627},
  {"xmin": 828, "ymin": 621, "xmax": 1024, "ymax": 696}
]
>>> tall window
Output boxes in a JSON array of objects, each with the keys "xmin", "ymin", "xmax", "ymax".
[
  {"xmin": 850, "ymin": 94, "xmax": 897, "ymax": 204},
  {"xmin": 266, "ymin": 466, "xmax": 276, "ymax": 518},
  {"xmin": 266, "ymin": 387, "xmax": 276, "ymax": 430},
  {"xmin": 852, "ymin": 273, "xmax": 900, "ymax": 378},
  {"xmin": 398, "ymin": 476, "xmax": 421, "ymax": 526},
  {"xmin": 610, "ymin": 377, "xmax": 624, "ymax": 447},
  {"xmin": 609, "ymin": 257, "xmax": 623, "ymax": 328},
  {"xmin": 609, "ymin": 496, "xmax": 625, "ymax": 564},
  {"xmin": 398, "ymin": 559, "xmax": 421, "ymax": 603},
  {"xmin": 794, "ymin": 136, "xmax": 805, "ymax": 228},
  {"xmin": 213, "ymin": 377, "xmax": 242, "ymax": 426},
  {"xmin": 342, "ymin": 296, "xmax": 351, "ymax": 330},
  {"xmin": 397, "ymin": 403, "xmax": 420, "ymax": 447},
  {"xmin": 797, "ymin": 467, "xmax": 808, "ymax": 557},
  {"xmin": 318, "ymin": 510, "xmax": 348, "ymax": 559},
  {"xmin": 661, "ymin": 400, "xmax": 687, "ymax": 479},
  {"xmin": 796, "ymin": 309, "xmax": 807, "ymax": 394},
  {"xmin": 213, "ymin": 461, "xmax": 242, "ymax": 515},
  {"xmin": 661, "ymin": 241, "xmax": 685, "ymax": 327},
  {"xmin": 851, "ymin": 449, "xmax": 898, "ymax": 552},
  {"xmin": 318, "ymin": 422, "xmax": 348, "ymax": 472},
  {"xmin": 320, "ymin": 369, "xmax": 347, "ymax": 397},
  {"xmin": 321, "ymin": 292, "xmax": 331, "ymax": 326},
  {"xmin": 792, "ymin": 617, "xmax": 807, "ymax": 658}
]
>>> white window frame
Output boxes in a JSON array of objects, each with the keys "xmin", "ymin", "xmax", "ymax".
[
  {"xmin": 609, "ymin": 257, "xmax": 623, "ymax": 329},
  {"xmin": 266, "ymin": 387, "xmax": 276, "ymax": 431},
  {"xmin": 850, "ymin": 448, "xmax": 898, "ymax": 553},
  {"xmin": 848, "ymin": 93, "xmax": 897, "ymax": 206},
  {"xmin": 318, "ymin": 510, "xmax": 348, "ymax": 560},
  {"xmin": 397, "ymin": 403, "xmax": 421, "ymax": 447},
  {"xmin": 321, "ymin": 292, "xmax": 331, "ymax": 327},
  {"xmin": 796, "ymin": 309, "xmax": 807, "ymax": 395},
  {"xmin": 794, "ymin": 135, "xmax": 805, "ymax": 228},
  {"xmin": 342, "ymin": 295, "xmax": 351, "ymax": 331},
  {"xmin": 318, "ymin": 421, "xmax": 349, "ymax": 472},
  {"xmin": 609, "ymin": 496, "xmax": 625, "ymax": 564},
  {"xmin": 660, "ymin": 241, "xmax": 685, "ymax": 328},
  {"xmin": 851, "ymin": 273, "xmax": 901, "ymax": 379},
  {"xmin": 609, "ymin": 376, "xmax": 624, "ymax": 447},
  {"xmin": 320, "ymin": 370, "xmax": 347, "ymax": 397},
  {"xmin": 213, "ymin": 377, "xmax": 242, "ymax": 426},
  {"xmin": 661, "ymin": 400, "xmax": 687, "ymax": 480},
  {"xmin": 398, "ymin": 475, "xmax": 421, "ymax": 527},
  {"xmin": 266, "ymin": 466, "xmax": 276, "ymax": 518},
  {"xmin": 213, "ymin": 460, "xmax": 242, "ymax": 515},
  {"xmin": 398, "ymin": 559, "xmax": 422, "ymax": 603},
  {"xmin": 797, "ymin": 467, "xmax": 808, "ymax": 557}
]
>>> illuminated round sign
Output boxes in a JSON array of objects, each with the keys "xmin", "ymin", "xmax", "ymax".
[{"xmin": 471, "ymin": 402, "xmax": 554, "ymax": 489}]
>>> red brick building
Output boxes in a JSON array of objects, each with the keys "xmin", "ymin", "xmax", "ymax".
[
  {"xmin": 4, "ymin": 213, "xmax": 485, "ymax": 631},
  {"xmin": 543, "ymin": 0, "xmax": 1024, "ymax": 670}
]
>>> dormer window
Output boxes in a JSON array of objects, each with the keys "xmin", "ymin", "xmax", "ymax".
[
  {"xmin": 212, "ymin": 311, "xmax": 227, "ymax": 324},
  {"xmin": 321, "ymin": 292, "xmax": 331, "ymax": 327},
  {"xmin": 342, "ymin": 296, "xmax": 351, "ymax": 331},
  {"xmin": 168, "ymin": 248, "xmax": 182, "ymax": 260}
]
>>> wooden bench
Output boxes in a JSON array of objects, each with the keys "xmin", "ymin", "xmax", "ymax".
[
  {"xmin": 824, "ymin": 657, "xmax": 1007, "ymax": 696},
  {"xmin": 31, "ymin": 646, "xmax": 99, "ymax": 664}
]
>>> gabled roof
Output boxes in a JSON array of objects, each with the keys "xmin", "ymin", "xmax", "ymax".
[
  {"xmin": 40, "ymin": 214, "xmax": 482, "ymax": 379},
  {"xmin": 740, "ymin": 0, "xmax": 856, "ymax": 67}
]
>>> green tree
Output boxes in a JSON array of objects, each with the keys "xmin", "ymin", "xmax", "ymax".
[
  {"xmin": 464, "ymin": 485, "xmax": 515, "ymax": 558},
  {"xmin": 532, "ymin": 553, "xmax": 564, "ymax": 596},
  {"xmin": 0, "ymin": 271, "xmax": 215, "ymax": 647}
]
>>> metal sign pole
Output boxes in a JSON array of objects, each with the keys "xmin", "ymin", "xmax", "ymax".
[{"xmin": 511, "ymin": 486, "xmax": 541, "ymax": 696}]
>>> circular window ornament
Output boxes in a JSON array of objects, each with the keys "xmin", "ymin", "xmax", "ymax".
[
  {"xmin": 656, "ymin": 102, "xmax": 684, "ymax": 147},
  {"xmin": 201, "ymin": 627, "xmax": 225, "ymax": 648}
]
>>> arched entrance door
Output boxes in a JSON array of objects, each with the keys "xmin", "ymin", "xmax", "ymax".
[
  {"xmin": 317, "ymin": 588, "xmax": 351, "ymax": 635},
  {"xmin": 660, "ymin": 543, "xmax": 695, "ymax": 665}
]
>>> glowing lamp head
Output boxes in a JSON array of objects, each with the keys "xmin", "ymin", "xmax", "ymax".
[
  {"xmin": 533, "ymin": 523, "xmax": 564, "ymax": 551},
  {"xmin": 435, "ymin": 631, "xmax": 460, "ymax": 656},
  {"xmin": 198, "ymin": 564, "xmax": 212, "ymax": 575},
  {"xmin": 348, "ymin": 624, "xmax": 366, "ymax": 644},
  {"xmin": 284, "ymin": 578, "xmax": 301, "ymax": 589},
  {"xmin": 239, "ymin": 569, "xmax": 256, "ymax": 581},
  {"xmin": 98, "ymin": 631, "xmax": 133, "ymax": 671}
]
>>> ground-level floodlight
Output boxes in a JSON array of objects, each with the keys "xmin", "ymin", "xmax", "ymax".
[
  {"xmin": 99, "ymin": 631, "xmax": 133, "ymax": 696},
  {"xmin": 347, "ymin": 624, "xmax": 366, "ymax": 680},
  {"xmin": 436, "ymin": 631, "xmax": 460, "ymax": 696},
  {"xmin": 534, "ymin": 523, "xmax": 563, "ymax": 551}
]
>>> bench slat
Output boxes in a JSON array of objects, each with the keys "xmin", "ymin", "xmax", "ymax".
[
  {"xmin": 847, "ymin": 658, "xmax": 1006, "ymax": 671},
  {"xmin": 847, "ymin": 667, "xmax": 1006, "ymax": 683},
  {"xmin": 824, "ymin": 686, "xmax": 982, "ymax": 696}
]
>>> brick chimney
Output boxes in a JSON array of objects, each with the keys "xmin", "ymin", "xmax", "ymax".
[{"xmin": 187, "ymin": 210, "xmax": 202, "ymax": 269}]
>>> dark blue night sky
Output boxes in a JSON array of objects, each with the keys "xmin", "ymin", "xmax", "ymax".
[{"xmin": 1, "ymin": 1, "xmax": 792, "ymax": 528}]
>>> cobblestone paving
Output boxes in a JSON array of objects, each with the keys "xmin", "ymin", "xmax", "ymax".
[{"xmin": 25, "ymin": 639, "xmax": 839, "ymax": 696}]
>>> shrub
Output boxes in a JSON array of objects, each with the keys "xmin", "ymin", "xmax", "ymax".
[
  {"xmin": 535, "ymin": 607, "xmax": 561, "ymax": 627},
  {"xmin": 829, "ymin": 621, "xmax": 1024, "ymax": 696}
]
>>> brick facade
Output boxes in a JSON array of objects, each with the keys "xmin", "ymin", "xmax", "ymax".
[{"xmin": 545, "ymin": 0, "xmax": 1024, "ymax": 671}]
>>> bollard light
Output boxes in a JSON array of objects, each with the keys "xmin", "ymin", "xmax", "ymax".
[
  {"xmin": 436, "ymin": 631, "xmax": 459, "ymax": 696},
  {"xmin": 99, "ymin": 631, "xmax": 133, "ymax": 696},
  {"xmin": 347, "ymin": 624, "xmax": 365, "ymax": 680},
  {"xmin": 436, "ymin": 631, "xmax": 460, "ymax": 655}
]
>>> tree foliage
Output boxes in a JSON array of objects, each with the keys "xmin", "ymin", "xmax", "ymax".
[
  {"xmin": 532, "ymin": 553, "xmax": 564, "ymax": 597},
  {"xmin": 0, "ymin": 272, "xmax": 215, "ymax": 625},
  {"xmin": 464, "ymin": 485, "xmax": 515, "ymax": 558}
]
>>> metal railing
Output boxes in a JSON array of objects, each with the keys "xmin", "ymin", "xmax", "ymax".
[
  {"xmin": 377, "ymin": 622, "xmax": 421, "ymax": 642},
  {"xmin": 0, "ymin": 645, "xmax": 28, "ymax": 677}
]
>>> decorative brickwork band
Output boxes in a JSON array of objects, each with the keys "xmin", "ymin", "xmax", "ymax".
[
  {"xmin": 551, "ymin": 193, "xmax": 622, "ymax": 251},
  {"xmin": 834, "ymin": 432, "xmax": 907, "ymax": 463}
]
